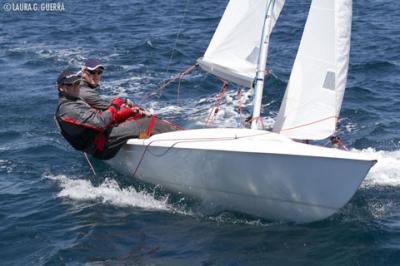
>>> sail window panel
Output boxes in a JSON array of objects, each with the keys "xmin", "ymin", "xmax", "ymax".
[
  {"xmin": 323, "ymin": 71, "xmax": 336, "ymax": 91},
  {"xmin": 246, "ymin": 47, "xmax": 261, "ymax": 64}
]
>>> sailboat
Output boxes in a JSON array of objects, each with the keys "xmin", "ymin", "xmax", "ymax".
[{"xmin": 106, "ymin": 0, "xmax": 377, "ymax": 223}]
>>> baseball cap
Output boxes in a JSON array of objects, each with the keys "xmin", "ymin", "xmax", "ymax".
[
  {"xmin": 83, "ymin": 58, "xmax": 104, "ymax": 71},
  {"xmin": 57, "ymin": 70, "xmax": 81, "ymax": 86}
]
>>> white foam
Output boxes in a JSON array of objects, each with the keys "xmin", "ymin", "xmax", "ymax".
[
  {"xmin": 355, "ymin": 148, "xmax": 400, "ymax": 187},
  {"xmin": 344, "ymin": 121, "xmax": 359, "ymax": 133},
  {"xmin": 367, "ymin": 200, "xmax": 391, "ymax": 219},
  {"xmin": 207, "ymin": 212, "xmax": 276, "ymax": 227},
  {"xmin": 43, "ymin": 174, "xmax": 277, "ymax": 225},
  {"xmin": 101, "ymin": 73, "xmax": 154, "ymax": 98},
  {"xmin": 151, "ymin": 104, "xmax": 183, "ymax": 115},
  {"xmin": 45, "ymin": 174, "xmax": 177, "ymax": 212},
  {"xmin": 0, "ymin": 159, "xmax": 13, "ymax": 173},
  {"xmin": 144, "ymin": 87, "xmax": 276, "ymax": 130},
  {"xmin": 37, "ymin": 47, "xmax": 86, "ymax": 66},
  {"xmin": 167, "ymin": 87, "xmax": 273, "ymax": 129}
]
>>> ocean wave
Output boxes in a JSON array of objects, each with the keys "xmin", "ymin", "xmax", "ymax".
[{"xmin": 351, "ymin": 60, "xmax": 398, "ymax": 73}]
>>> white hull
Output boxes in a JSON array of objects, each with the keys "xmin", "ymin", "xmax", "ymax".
[{"xmin": 106, "ymin": 128, "xmax": 376, "ymax": 223}]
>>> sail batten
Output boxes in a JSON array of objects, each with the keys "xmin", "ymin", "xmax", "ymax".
[
  {"xmin": 198, "ymin": 0, "xmax": 285, "ymax": 88},
  {"xmin": 274, "ymin": 0, "xmax": 352, "ymax": 140}
]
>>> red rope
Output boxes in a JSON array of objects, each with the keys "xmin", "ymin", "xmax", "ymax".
[
  {"xmin": 132, "ymin": 64, "xmax": 197, "ymax": 132},
  {"xmin": 153, "ymin": 115, "xmax": 186, "ymax": 131},
  {"xmin": 138, "ymin": 64, "xmax": 197, "ymax": 105},
  {"xmin": 279, "ymin": 116, "xmax": 338, "ymax": 132},
  {"xmin": 146, "ymin": 116, "xmax": 156, "ymax": 137},
  {"xmin": 330, "ymin": 136, "xmax": 348, "ymax": 151},
  {"xmin": 205, "ymin": 82, "xmax": 228, "ymax": 127},
  {"xmin": 278, "ymin": 116, "xmax": 349, "ymax": 149},
  {"xmin": 337, "ymin": 139, "xmax": 349, "ymax": 151}
]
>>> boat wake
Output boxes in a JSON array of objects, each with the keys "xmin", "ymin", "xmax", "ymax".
[
  {"xmin": 356, "ymin": 148, "xmax": 400, "ymax": 187},
  {"xmin": 44, "ymin": 174, "xmax": 181, "ymax": 213},
  {"xmin": 44, "ymin": 174, "xmax": 279, "ymax": 226}
]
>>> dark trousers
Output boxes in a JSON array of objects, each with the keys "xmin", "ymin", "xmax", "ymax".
[{"xmin": 93, "ymin": 116, "xmax": 178, "ymax": 160}]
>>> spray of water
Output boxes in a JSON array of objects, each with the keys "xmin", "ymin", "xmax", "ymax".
[
  {"xmin": 45, "ymin": 174, "xmax": 177, "ymax": 212},
  {"xmin": 355, "ymin": 148, "xmax": 400, "ymax": 188}
]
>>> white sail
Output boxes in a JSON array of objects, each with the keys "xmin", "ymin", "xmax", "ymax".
[
  {"xmin": 198, "ymin": 0, "xmax": 285, "ymax": 88},
  {"xmin": 273, "ymin": 0, "xmax": 352, "ymax": 140}
]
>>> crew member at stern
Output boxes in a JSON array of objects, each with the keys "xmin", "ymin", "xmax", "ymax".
[{"xmin": 55, "ymin": 70, "xmax": 177, "ymax": 160}]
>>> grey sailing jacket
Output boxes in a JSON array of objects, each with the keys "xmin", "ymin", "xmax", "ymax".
[
  {"xmin": 55, "ymin": 94, "xmax": 114, "ymax": 153},
  {"xmin": 79, "ymin": 81, "xmax": 110, "ymax": 111}
]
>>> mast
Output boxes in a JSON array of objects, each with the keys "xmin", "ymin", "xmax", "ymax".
[{"xmin": 251, "ymin": 0, "xmax": 276, "ymax": 130}]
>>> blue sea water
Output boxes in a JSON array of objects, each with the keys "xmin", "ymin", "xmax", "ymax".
[{"xmin": 0, "ymin": 0, "xmax": 400, "ymax": 265}]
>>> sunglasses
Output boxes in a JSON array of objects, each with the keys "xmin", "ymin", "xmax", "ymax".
[{"xmin": 87, "ymin": 69, "xmax": 103, "ymax": 75}]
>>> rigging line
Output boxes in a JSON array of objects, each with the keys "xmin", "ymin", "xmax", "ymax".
[
  {"xmin": 205, "ymin": 81, "xmax": 228, "ymax": 128},
  {"xmin": 165, "ymin": 0, "xmax": 191, "ymax": 75},
  {"xmin": 276, "ymin": 93, "xmax": 343, "ymax": 135},
  {"xmin": 330, "ymin": 135, "xmax": 349, "ymax": 151},
  {"xmin": 137, "ymin": 63, "xmax": 197, "ymax": 104},
  {"xmin": 131, "ymin": 119, "xmax": 188, "ymax": 177},
  {"xmin": 337, "ymin": 138, "xmax": 349, "ymax": 151},
  {"xmin": 176, "ymin": 71, "xmax": 185, "ymax": 106},
  {"xmin": 279, "ymin": 115, "xmax": 338, "ymax": 132},
  {"xmin": 131, "ymin": 136, "xmax": 241, "ymax": 177},
  {"xmin": 144, "ymin": 1, "xmax": 158, "ymax": 74},
  {"xmin": 83, "ymin": 152, "xmax": 97, "ymax": 178},
  {"xmin": 153, "ymin": 115, "xmax": 186, "ymax": 130},
  {"xmin": 132, "ymin": 136, "xmax": 236, "ymax": 178}
]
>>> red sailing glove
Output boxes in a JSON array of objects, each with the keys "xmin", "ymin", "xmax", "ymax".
[
  {"xmin": 116, "ymin": 107, "xmax": 134, "ymax": 123},
  {"xmin": 106, "ymin": 105, "xmax": 118, "ymax": 123},
  {"xmin": 110, "ymin": 97, "xmax": 125, "ymax": 110}
]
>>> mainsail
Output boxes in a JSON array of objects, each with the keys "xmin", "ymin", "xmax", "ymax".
[
  {"xmin": 198, "ymin": 0, "xmax": 285, "ymax": 88},
  {"xmin": 274, "ymin": 0, "xmax": 352, "ymax": 140}
]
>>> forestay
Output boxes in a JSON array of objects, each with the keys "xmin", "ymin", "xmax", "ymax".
[
  {"xmin": 273, "ymin": 0, "xmax": 352, "ymax": 140},
  {"xmin": 197, "ymin": 0, "xmax": 285, "ymax": 88}
]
